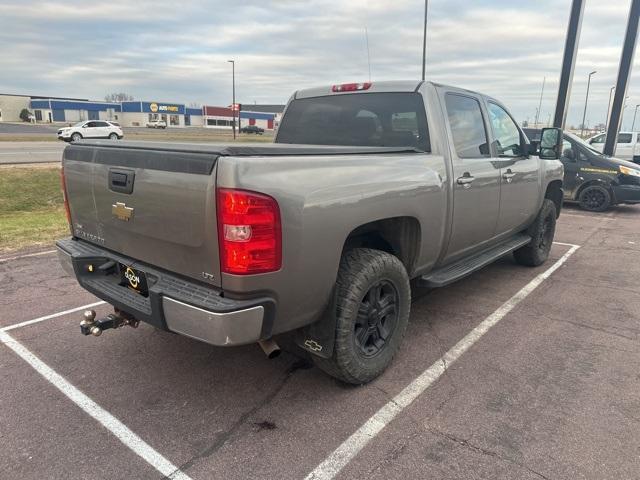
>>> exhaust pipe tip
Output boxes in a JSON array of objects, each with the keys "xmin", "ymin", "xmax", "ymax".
[{"xmin": 258, "ymin": 339, "xmax": 281, "ymax": 359}]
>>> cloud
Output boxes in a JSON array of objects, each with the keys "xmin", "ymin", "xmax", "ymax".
[{"xmin": 0, "ymin": 0, "xmax": 636, "ymax": 128}]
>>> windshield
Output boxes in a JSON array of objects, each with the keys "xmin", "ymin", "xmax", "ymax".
[
  {"xmin": 565, "ymin": 132, "xmax": 603, "ymax": 155},
  {"xmin": 276, "ymin": 92, "xmax": 430, "ymax": 151}
]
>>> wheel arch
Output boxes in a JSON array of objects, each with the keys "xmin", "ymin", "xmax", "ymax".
[
  {"xmin": 341, "ymin": 216, "xmax": 421, "ymax": 277},
  {"xmin": 575, "ymin": 179, "xmax": 615, "ymax": 203},
  {"xmin": 544, "ymin": 180, "xmax": 563, "ymax": 218}
]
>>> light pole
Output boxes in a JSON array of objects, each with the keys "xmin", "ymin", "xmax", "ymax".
[
  {"xmin": 605, "ymin": 86, "xmax": 615, "ymax": 131},
  {"xmin": 421, "ymin": 0, "xmax": 428, "ymax": 80},
  {"xmin": 227, "ymin": 59, "xmax": 236, "ymax": 140},
  {"xmin": 535, "ymin": 76, "xmax": 546, "ymax": 127},
  {"xmin": 580, "ymin": 70, "xmax": 597, "ymax": 137},
  {"xmin": 632, "ymin": 104, "xmax": 640, "ymax": 131}
]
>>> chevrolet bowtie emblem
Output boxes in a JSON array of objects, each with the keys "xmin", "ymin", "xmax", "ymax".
[{"xmin": 112, "ymin": 202, "xmax": 134, "ymax": 221}]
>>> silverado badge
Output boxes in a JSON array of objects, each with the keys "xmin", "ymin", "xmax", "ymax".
[{"xmin": 112, "ymin": 202, "xmax": 134, "ymax": 221}]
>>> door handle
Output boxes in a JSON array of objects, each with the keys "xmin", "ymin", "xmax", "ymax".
[
  {"xmin": 502, "ymin": 169, "xmax": 516, "ymax": 183},
  {"xmin": 456, "ymin": 173, "xmax": 475, "ymax": 187}
]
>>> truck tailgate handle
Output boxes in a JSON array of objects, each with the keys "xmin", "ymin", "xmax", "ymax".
[{"xmin": 108, "ymin": 168, "xmax": 135, "ymax": 194}]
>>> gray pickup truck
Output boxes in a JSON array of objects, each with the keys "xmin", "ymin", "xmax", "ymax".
[{"xmin": 58, "ymin": 80, "xmax": 564, "ymax": 384}]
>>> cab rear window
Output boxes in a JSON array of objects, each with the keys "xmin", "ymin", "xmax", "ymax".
[{"xmin": 276, "ymin": 92, "xmax": 430, "ymax": 152}]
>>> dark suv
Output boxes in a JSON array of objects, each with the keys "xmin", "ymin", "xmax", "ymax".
[
  {"xmin": 526, "ymin": 129, "xmax": 640, "ymax": 211},
  {"xmin": 240, "ymin": 125, "xmax": 265, "ymax": 134}
]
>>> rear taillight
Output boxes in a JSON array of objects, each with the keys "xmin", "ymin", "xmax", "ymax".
[
  {"xmin": 60, "ymin": 166, "xmax": 73, "ymax": 234},
  {"xmin": 217, "ymin": 188, "xmax": 281, "ymax": 275},
  {"xmin": 331, "ymin": 82, "xmax": 372, "ymax": 92}
]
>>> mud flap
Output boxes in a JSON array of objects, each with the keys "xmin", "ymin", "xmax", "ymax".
[{"xmin": 294, "ymin": 286, "xmax": 337, "ymax": 359}]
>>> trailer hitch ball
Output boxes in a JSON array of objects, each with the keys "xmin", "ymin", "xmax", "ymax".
[
  {"xmin": 82, "ymin": 310, "xmax": 96, "ymax": 326},
  {"xmin": 90, "ymin": 326, "xmax": 102, "ymax": 337}
]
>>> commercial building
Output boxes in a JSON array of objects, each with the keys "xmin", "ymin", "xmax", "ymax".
[
  {"xmin": 29, "ymin": 98, "xmax": 121, "ymax": 123},
  {"xmin": 239, "ymin": 104, "xmax": 285, "ymax": 130},
  {"xmin": 203, "ymin": 104, "xmax": 285, "ymax": 131},
  {"xmin": 119, "ymin": 101, "xmax": 188, "ymax": 127},
  {"xmin": 203, "ymin": 106, "xmax": 236, "ymax": 130},
  {"xmin": 0, "ymin": 94, "xmax": 31, "ymax": 122},
  {"xmin": 185, "ymin": 107, "xmax": 204, "ymax": 127}
]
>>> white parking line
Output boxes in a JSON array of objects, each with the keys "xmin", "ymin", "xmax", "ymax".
[
  {"xmin": 0, "ymin": 249, "xmax": 56, "ymax": 263},
  {"xmin": 0, "ymin": 301, "xmax": 106, "ymax": 332},
  {"xmin": 0, "ymin": 330, "xmax": 192, "ymax": 480},
  {"xmin": 305, "ymin": 243, "xmax": 580, "ymax": 480}
]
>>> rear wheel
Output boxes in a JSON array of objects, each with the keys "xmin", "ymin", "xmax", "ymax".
[
  {"xmin": 313, "ymin": 248, "xmax": 410, "ymax": 384},
  {"xmin": 514, "ymin": 199, "xmax": 556, "ymax": 267},
  {"xmin": 578, "ymin": 185, "xmax": 611, "ymax": 212}
]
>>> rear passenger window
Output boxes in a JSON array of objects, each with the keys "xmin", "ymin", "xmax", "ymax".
[
  {"xmin": 618, "ymin": 133, "xmax": 632, "ymax": 143},
  {"xmin": 444, "ymin": 94, "xmax": 489, "ymax": 158}
]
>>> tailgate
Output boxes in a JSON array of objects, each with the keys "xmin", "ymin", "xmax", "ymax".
[{"xmin": 63, "ymin": 143, "xmax": 221, "ymax": 287}]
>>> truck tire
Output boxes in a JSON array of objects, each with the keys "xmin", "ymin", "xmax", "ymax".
[
  {"xmin": 578, "ymin": 185, "xmax": 611, "ymax": 212},
  {"xmin": 313, "ymin": 248, "xmax": 410, "ymax": 384},
  {"xmin": 514, "ymin": 199, "xmax": 556, "ymax": 267}
]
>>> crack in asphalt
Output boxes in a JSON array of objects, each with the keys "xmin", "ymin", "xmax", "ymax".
[
  {"xmin": 542, "ymin": 315, "xmax": 638, "ymax": 342},
  {"xmin": 427, "ymin": 426, "xmax": 552, "ymax": 480},
  {"xmin": 162, "ymin": 353, "xmax": 310, "ymax": 479}
]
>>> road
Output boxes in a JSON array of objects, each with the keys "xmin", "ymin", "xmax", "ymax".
[
  {"xmin": 0, "ymin": 141, "xmax": 65, "ymax": 164},
  {"xmin": 1, "ymin": 204, "xmax": 639, "ymax": 479}
]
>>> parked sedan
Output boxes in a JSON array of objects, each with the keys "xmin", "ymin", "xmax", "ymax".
[
  {"xmin": 58, "ymin": 121, "xmax": 123, "ymax": 142},
  {"xmin": 240, "ymin": 125, "xmax": 264, "ymax": 134}
]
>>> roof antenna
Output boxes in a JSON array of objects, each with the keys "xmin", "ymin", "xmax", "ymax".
[{"xmin": 364, "ymin": 26, "xmax": 372, "ymax": 82}]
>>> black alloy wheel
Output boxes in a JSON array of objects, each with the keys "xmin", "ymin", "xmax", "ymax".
[
  {"xmin": 579, "ymin": 185, "xmax": 611, "ymax": 212},
  {"xmin": 354, "ymin": 280, "xmax": 399, "ymax": 358}
]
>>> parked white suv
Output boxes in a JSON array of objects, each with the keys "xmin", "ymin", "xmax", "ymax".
[
  {"xmin": 58, "ymin": 121, "xmax": 124, "ymax": 142},
  {"xmin": 147, "ymin": 119, "xmax": 167, "ymax": 129},
  {"xmin": 587, "ymin": 131, "xmax": 640, "ymax": 164}
]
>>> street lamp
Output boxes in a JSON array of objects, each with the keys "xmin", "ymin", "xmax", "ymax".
[
  {"xmin": 580, "ymin": 70, "xmax": 597, "ymax": 138},
  {"xmin": 227, "ymin": 60, "xmax": 236, "ymax": 140},
  {"xmin": 605, "ymin": 86, "xmax": 615, "ymax": 131},
  {"xmin": 632, "ymin": 104, "xmax": 640, "ymax": 131}
]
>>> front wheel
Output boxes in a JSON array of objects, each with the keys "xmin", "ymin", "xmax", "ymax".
[
  {"xmin": 579, "ymin": 185, "xmax": 611, "ymax": 212},
  {"xmin": 313, "ymin": 248, "xmax": 411, "ymax": 384},
  {"xmin": 70, "ymin": 133, "xmax": 82, "ymax": 142},
  {"xmin": 514, "ymin": 199, "xmax": 557, "ymax": 267},
  {"xmin": 108, "ymin": 133, "xmax": 118, "ymax": 140}
]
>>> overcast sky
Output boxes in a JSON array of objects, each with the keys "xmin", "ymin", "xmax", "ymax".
[{"xmin": 0, "ymin": 0, "xmax": 638, "ymax": 128}]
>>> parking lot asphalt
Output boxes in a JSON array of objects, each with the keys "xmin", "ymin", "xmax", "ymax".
[
  {"xmin": 1, "ymin": 204, "xmax": 639, "ymax": 480},
  {"xmin": 0, "ymin": 141, "xmax": 66, "ymax": 164}
]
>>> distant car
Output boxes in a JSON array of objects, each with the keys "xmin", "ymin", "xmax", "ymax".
[
  {"xmin": 240, "ymin": 125, "xmax": 264, "ymax": 134},
  {"xmin": 526, "ymin": 128, "xmax": 640, "ymax": 211},
  {"xmin": 58, "ymin": 121, "xmax": 123, "ymax": 142},
  {"xmin": 147, "ymin": 120, "xmax": 167, "ymax": 129},
  {"xmin": 587, "ymin": 131, "xmax": 639, "ymax": 164}
]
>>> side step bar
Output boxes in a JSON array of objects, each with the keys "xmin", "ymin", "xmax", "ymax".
[{"xmin": 419, "ymin": 234, "xmax": 531, "ymax": 288}]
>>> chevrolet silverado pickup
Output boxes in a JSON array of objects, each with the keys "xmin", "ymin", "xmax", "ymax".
[{"xmin": 57, "ymin": 80, "xmax": 564, "ymax": 384}]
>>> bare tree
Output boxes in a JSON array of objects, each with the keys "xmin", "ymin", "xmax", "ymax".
[{"xmin": 104, "ymin": 92, "xmax": 134, "ymax": 102}]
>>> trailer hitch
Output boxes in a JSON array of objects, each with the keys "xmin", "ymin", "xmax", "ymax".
[{"xmin": 80, "ymin": 309, "xmax": 140, "ymax": 337}]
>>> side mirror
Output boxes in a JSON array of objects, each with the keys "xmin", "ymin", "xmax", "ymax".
[{"xmin": 539, "ymin": 127, "xmax": 562, "ymax": 160}]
